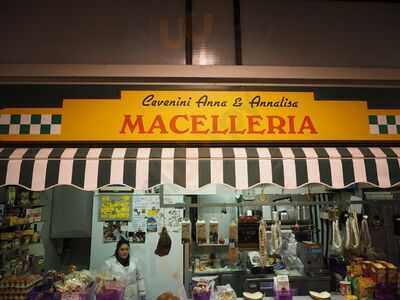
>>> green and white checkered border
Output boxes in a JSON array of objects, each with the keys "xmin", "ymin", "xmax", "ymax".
[
  {"xmin": 368, "ymin": 115, "xmax": 400, "ymax": 135},
  {"xmin": 0, "ymin": 114, "xmax": 62, "ymax": 135}
]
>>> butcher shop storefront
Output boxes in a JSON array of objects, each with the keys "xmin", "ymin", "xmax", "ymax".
[{"xmin": 0, "ymin": 88, "xmax": 400, "ymax": 300}]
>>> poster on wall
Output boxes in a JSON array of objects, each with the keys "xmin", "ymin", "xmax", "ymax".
[
  {"xmin": 160, "ymin": 208, "xmax": 184, "ymax": 233},
  {"xmin": 99, "ymin": 194, "xmax": 132, "ymax": 221},
  {"xmin": 132, "ymin": 195, "xmax": 161, "ymax": 233},
  {"xmin": 128, "ymin": 230, "xmax": 146, "ymax": 244},
  {"xmin": 146, "ymin": 217, "xmax": 158, "ymax": 232},
  {"xmin": 103, "ymin": 221, "xmax": 128, "ymax": 243}
]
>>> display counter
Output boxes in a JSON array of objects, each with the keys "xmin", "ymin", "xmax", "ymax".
[
  {"xmin": 190, "ymin": 296, "xmax": 345, "ymax": 300},
  {"xmin": 191, "ymin": 268, "xmax": 330, "ymax": 297}
]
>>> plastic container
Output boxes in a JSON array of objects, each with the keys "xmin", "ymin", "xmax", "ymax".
[
  {"xmin": 274, "ymin": 288, "xmax": 294, "ymax": 300},
  {"xmin": 96, "ymin": 288, "xmax": 124, "ymax": 300},
  {"xmin": 192, "ymin": 291, "xmax": 211, "ymax": 300}
]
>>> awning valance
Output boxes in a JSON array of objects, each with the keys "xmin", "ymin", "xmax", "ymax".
[{"xmin": 0, "ymin": 147, "xmax": 399, "ymax": 191}]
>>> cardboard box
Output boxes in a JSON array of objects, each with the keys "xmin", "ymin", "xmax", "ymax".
[
  {"xmin": 376, "ymin": 260, "xmax": 398, "ymax": 284},
  {"xmin": 369, "ymin": 262, "xmax": 386, "ymax": 284},
  {"xmin": 362, "ymin": 261, "xmax": 373, "ymax": 277}
]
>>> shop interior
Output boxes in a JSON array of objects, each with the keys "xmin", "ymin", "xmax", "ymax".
[{"xmin": 0, "ymin": 179, "xmax": 399, "ymax": 299}]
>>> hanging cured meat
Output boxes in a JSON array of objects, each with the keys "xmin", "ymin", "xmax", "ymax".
[
  {"xmin": 155, "ymin": 226, "xmax": 172, "ymax": 257},
  {"xmin": 345, "ymin": 211, "xmax": 360, "ymax": 250},
  {"xmin": 360, "ymin": 215, "xmax": 372, "ymax": 253},
  {"xmin": 271, "ymin": 220, "xmax": 282, "ymax": 255},
  {"xmin": 259, "ymin": 221, "xmax": 267, "ymax": 267},
  {"xmin": 331, "ymin": 219, "xmax": 343, "ymax": 253}
]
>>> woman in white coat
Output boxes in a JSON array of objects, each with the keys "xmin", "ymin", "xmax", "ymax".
[{"xmin": 103, "ymin": 239, "xmax": 146, "ymax": 300}]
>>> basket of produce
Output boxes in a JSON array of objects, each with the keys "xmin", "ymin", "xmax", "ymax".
[{"xmin": 54, "ymin": 270, "xmax": 95, "ymax": 300}]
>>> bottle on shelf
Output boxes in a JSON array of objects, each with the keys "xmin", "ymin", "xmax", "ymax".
[{"xmin": 31, "ymin": 224, "xmax": 40, "ymax": 243}]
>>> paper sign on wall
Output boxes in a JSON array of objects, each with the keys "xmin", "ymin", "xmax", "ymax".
[{"xmin": 99, "ymin": 194, "xmax": 132, "ymax": 221}]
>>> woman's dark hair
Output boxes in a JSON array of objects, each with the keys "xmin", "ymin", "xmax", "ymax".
[
  {"xmin": 114, "ymin": 238, "xmax": 130, "ymax": 267},
  {"xmin": 114, "ymin": 238, "xmax": 130, "ymax": 257}
]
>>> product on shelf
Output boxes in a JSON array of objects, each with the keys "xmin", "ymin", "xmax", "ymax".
[
  {"xmin": 375, "ymin": 260, "xmax": 398, "ymax": 284},
  {"xmin": 196, "ymin": 220, "xmax": 207, "ymax": 244},
  {"xmin": 0, "ymin": 187, "xmax": 46, "ymax": 278},
  {"xmin": 228, "ymin": 220, "xmax": 238, "ymax": 245},
  {"xmin": 0, "ymin": 274, "xmax": 43, "ymax": 300},
  {"xmin": 209, "ymin": 220, "xmax": 219, "ymax": 244},
  {"xmin": 181, "ymin": 220, "xmax": 191, "ymax": 244}
]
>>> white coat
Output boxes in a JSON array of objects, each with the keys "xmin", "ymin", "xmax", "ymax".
[{"xmin": 103, "ymin": 256, "xmax": 146, "ymax": 300}]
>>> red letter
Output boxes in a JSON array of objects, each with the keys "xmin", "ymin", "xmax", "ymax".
[
  {"xmin": 211, "ymin": 115, "xmax": 228, "ymax": 134},
  {"xmin": 170, "ymin": 115, "xmax": 189, "ymax": 134},
  {"xmin": 287, "ymin": 115, "xmax": 296, "ymax": 134},
  {"xmin": 267, "ymin": 116, "xmax": 286, "ymax": 134},
  {"xmin": 298, "ymin": 116, "xmax": 318, "ymax": 134},
  {"xmin": 247, "ymin": 115, "xmax": 265, "ymax": 134},
  {"xmin": 228, "ymin": 115, "xmax": 246, "ymax": 134},
  {"xmin": 120, "ymin": 115, "xmax": 145, "ymax": 134},
  {"xmin": 148, "ymin": 115, "xmax": 168, "ymax": 134},
  {"xmin": 191, "ymin": 115, "xmax": 209, "ymax": 134}
]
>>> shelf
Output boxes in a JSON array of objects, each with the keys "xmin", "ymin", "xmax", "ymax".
[
  {"xmin": 7, "ymin": 204, "xmax": 44, "ymax": 209},
  {"xmin": 0, "ymin": 221, "xmax": 44, "ymax": 229},
  {"xmin": 0, "ymin": 245, "xmax": 30, "ymax": 256},
  {"xmin": 192, "ymin": 267, "xmax": 245, "ymax": 275},
  {"xmin": 195, "ymin": 243, "xmax": 229, "ymax": 247}
]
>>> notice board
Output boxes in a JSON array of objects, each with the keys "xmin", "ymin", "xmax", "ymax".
[{"xmin": 98, "ymin": 194, "xmax": 132, "ymax": 221}]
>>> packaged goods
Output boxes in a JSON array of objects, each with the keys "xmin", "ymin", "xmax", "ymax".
[
  {"xmin": 339, "ymin": 280, "xmax": 351, "ymax": 296},
  {"xmin": 369, "ymin": 262, "xmax": 386, "ymax": 284},
  {"xmin": 209, "ymin": 220, "xmax": 219, "ymax": 244},
  {"xmin": 192, "ymin": 279, "xmax": 212, "ymax": 300},
  {"xmin": 196, "ymin": 220, "xmax": 207, "ymax": 244},
  {"xmin": 228, "ymin": 221, "xmax": 238, "ymax": 244},
  {"xmin": 376, "ymin": 260, "xmax": 398, "ymax": 284},
  {"xmin": 181, "ymin": 220, "xmax": 191, "ymax": 244}
]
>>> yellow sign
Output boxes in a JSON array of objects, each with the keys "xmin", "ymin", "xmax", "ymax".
[
  {"xmin": 1, "ymin": 90, "xmax": 400, "ymax": 141},
  {"xmin": 99, "ymin": 194, "xmax": 131, "ymax": 221}
]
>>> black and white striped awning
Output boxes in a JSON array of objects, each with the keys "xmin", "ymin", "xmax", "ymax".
[{"xmin": 0, "ymin": 147, "xmax": 400, "ymax": 191}]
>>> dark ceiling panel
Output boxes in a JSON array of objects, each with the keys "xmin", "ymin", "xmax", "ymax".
[
  {"xmin": 0, "ymin": 0, "xmax": 186, "ymax": 64},
  {"xmin": 192, "ymin": 0, "xmax": 235, "ymax": 65},
  {"xmin": 240, "ymin": 0, "xmax": 400, "ymax": 67}
]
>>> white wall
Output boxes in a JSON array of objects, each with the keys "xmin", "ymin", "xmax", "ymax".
[
  {"xmin": 89, "ymin": 193, "xmax": 184, "ymax": 300},
  {"xmin": 197, "ymin": 185, "xmax": 238, "ymax": 240}
]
